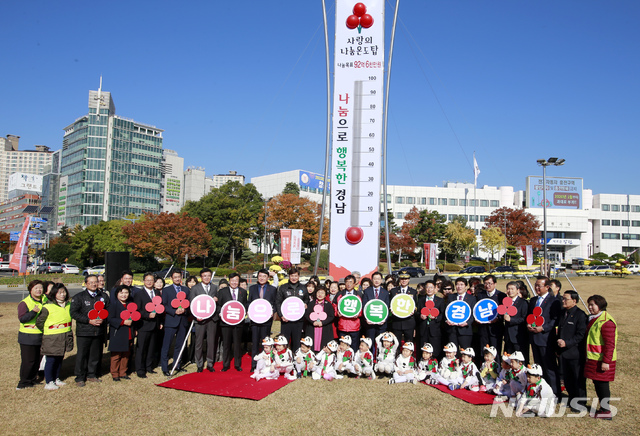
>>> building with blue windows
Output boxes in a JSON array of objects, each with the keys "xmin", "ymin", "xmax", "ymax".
[{"xmin": 60, "ymin": 86, "xmax": 163, "ymax": 228}]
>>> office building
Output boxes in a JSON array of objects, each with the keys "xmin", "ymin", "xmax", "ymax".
[
  {"xmin": 251, "ymin": 170, "xmax": 639, "ymax": 261},
  {"xmin": 161, "ymin": 149, "xmax": 184, "ymax": 213},
  {"xmin": 0, "ymin": 135, "xmax": 53, "ymax": 203},
  {"xmin": 183, "ymin": 168, "xmax": 245, "ymax": 203},
  {"xmin": 60, "ymin": 85, "xmax": 163, "ymax": 229}
]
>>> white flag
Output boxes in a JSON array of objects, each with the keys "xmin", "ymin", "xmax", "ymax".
[{"xmin": 473, "ymin": 154, "xmax": 481, "ymax": 187}]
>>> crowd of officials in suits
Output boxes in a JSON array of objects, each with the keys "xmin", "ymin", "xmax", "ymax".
[{"xmin": 16, "ymin": 266, "xmax": 617, "ymax": 417}]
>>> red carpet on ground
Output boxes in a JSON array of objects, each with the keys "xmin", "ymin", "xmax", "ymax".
[
  {"xmin": 424, "ymin": 382, "xmax": 500, "ymax": 405},
  {"xmin": 157, "ymin": 355, "xmax": 294, "ymax": 401}
]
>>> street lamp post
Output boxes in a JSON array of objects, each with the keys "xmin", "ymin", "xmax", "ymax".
[{"xmin": 536, "ymin": 157, "xmax": 565, "ymax": 276}]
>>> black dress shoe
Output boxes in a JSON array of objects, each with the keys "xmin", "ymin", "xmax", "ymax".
[
  {"xmin": 163, "ymin": 371, "xmax": 171, "ymax": 376},
  {"xmin": 235, "ymin": 367, "xmax": 243, "ymax": 372},
  {"xmin": 147, "ymin": 370, "xmax": 157, "ymax": 374},
  {"xmin": 207, "ymin": 367, "xmax": 215, "ymax": 373},
  {"xmin": 197, "ymin": 367, "xmax": 203, "ymax": 373},
  {"xmin": 121, "ymin": 376, "xmax": 131, "ymax": 380},
  {"xmin": 137, "ymin": 373, "xmax": 147, "ymax": 379},
  {"xmin": 221, "ymin": 367, "xmax": 229, "ymax": 372}
]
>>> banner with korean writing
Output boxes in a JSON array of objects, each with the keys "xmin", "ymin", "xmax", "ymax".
[
  {"xmin": 423, "ymin": 243, "xmax": 438, "ymax": 270},
  {"xmin": 290, "ymin": 229, "xmax": 303, "ymax": 264},
  {"xmin": 9, "ymin": 217, "xmax": 30, "ymax": 273},
  {"xmin": 526, "ymin": 176, "xmax": 583, "ymax": 209},
  {"xmin": 521, "ymin": 245, "xmax": 533, "ymax": 267},
  {"xmin": 280, "ymin": 229, "xmax": 292, "ymax": 263},
  {"xmin": 329, "ymin": 0, "xmax": 384, "ymax": 281}
]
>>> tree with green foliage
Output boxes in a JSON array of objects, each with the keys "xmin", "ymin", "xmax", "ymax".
[
  {"xmin": 409, "ymin": 209, "xmax": 447, "ymax": 244},
  {"xmin": 182, "ymin": 181, "xmax": 263, "ymax": 263},
  {"xmin": 282, "ymin": 182, "xmax": 300, "ymax": 196},
  {"xmin": 71, "ymin": 220, "xmax": 128, "ymax": 266},
  {"xmin": 46, "ymin": 242, "xmax": 76, "ymax": 263},
  {"xmin": 481, "ymin": 227, "xmax": 507, "ymax": 264},
  {"xmin": 441, "ymin": 220, "xmax": 476, "ymax": 261}
]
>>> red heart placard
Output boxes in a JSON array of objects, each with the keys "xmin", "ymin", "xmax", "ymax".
[
  {"xmin": 145, "ymin": 295, "xmax": 165, "ymax": 314},
  {"xmin": 497, "ymin": 297, "xmax": 518, "ymax": 317},
  {"xmin": 420, "ymin": 299, "xmax": 440, "ymax": 318},
  {"xmin": 88, "ymin": 301, "xmax": 108, "ymax": 320},
  {"xmin": 120, "ymin": 302, "xmax": 141, "ymax": 322},
  {"xmin": 171, "ymin": 291, "xmax": 190, "ymax": 309}
]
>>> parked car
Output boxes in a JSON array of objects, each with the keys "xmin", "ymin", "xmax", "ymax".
[
  {"xmin": 62, "ymin": 264, "xmax": 80, "ymax": 274},
  {"xmin": 458, "ymin": 266, "xmax": 487, "ymax": 275},
  {"xmin": 37, "ymin": 262, "xmax": 63, "ymax": 274},
  {"xmin": 82, "ymin": 265, "xmax": 105, "ymax": 276},
  {"xmin": 0, "ymin": 261, "xmax": 15, "ymax": 272},
  {"xmin": 396, "ymin": 266, "xmax": 426, "ymax": 277},
  {"xmin": 625, "ymin": 264, "xmax": 640, "ymax": 274},
  {"xmin": 490, "ymin": 265, "xmax": 516, "ymax": 273}
]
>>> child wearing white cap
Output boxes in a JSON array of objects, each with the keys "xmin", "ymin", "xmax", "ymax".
[
  {"xmin": 479, "ymin": 345, "xmax": 500, "ymax": 392},
  {"xmin": 492, "ymin": 352, "xmax": 513, "ymax": 396},
  {"xmin": 374, "ymin": 331, "xmax": 399, "ymax": 376},
  {"xmin": 335, "ymin": 336, "xmax": 355, "ymax": 378},
  {"xmin": 353, "ymin": 337, "xmax": 376, "ymax": 380},
  {"xmin": 294, "ymin": 336, "xmax": 316, "ymax": 378},
  {"xmin": 273, "ymin": 335, "xmax": 296, "ymax": 381},
  {"xmin": 312, "ymin": 340, "xmax": 338, "ymax": 381},
  {"xmin": 495, "ymin": 351, "xmax": 527, "ymax": 401},
  {"xmin": 388, "ymin": 342, "xmax": 417, "ymax": 385},
  {"xmin": 433, "ymin": 342, "xmax": 461, "ymax": 386},
  {"xmin": 417, "ymin": 343, "xmax": 438, "ymax": 384},
  {"xmin": 251, "ymin": 337, "xmax": 280, "ymax": 381},
  {"xmin": 515, "ymin": 364, "xmax": 556, "ymax": 417},
  {"xmin": 456, "ymin": 348, "xmax": 480, "ymax": 391}
]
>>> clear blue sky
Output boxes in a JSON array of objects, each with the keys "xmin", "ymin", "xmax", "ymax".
[{"xmin": 1, "ymin": 1, "xmax": 638, "ymax": 195}]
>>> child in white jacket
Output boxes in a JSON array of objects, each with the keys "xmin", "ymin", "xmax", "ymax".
[
  {"xmin": 374, "ymin": 331, "xmax": 398, "ymax": 375},
  {"xmin": 251, "ymin": 337, "xmax": 279, "ymax": 381},
  {"xmin": 312, "ymin": 340, "xmax": 338, "ymax": 381},
  {"xmin": 388, "ymin": 342, "xmax": 417, "ymax": 385},
  {"xmin": 294, "ymin": 336, "xmax": 315, "ymax": 378}
]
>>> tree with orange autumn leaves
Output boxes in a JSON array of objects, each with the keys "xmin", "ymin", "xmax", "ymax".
[
  {"xmin": 123, "ymin": 212, "xmax": 211, "ymax": 264},
  {"xmin": 263, "ymin": 193, "xmax": 328, "ymax": 253}
]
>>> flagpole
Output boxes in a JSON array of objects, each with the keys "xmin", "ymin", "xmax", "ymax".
[{"xmin": 473, "ymin": 152, "xmax": 479, "ymax": 256}]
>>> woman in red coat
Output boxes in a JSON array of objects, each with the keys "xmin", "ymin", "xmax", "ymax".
[{"xmin": 584, "ymin": 295, "xmax": 617, "ymax": 420}]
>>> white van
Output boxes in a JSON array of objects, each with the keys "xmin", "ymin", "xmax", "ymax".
[{"xmin": 626, "ymin": 264, "xmax": 640, "ymax": 274}]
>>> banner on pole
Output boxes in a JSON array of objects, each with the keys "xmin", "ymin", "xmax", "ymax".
[
  {"xmin": 423, "ymin": 243, "xmax": 438, "ymax": 270},
  {"xmin": 10, "ymin": 217, "xmax": 30, "ymax": 273},
  {"xmin": 521, "ymin": 245, "xmax": 533, "ymax": 267},
  {"xmin": 291, "ymin": 229, "xmax": 303, "ymax": 264},
  {"xmin": 280, "ymin": 229, "xmax": 292, "ymax": 263},
  {"xmin": 328, "ymin": 0, "xmax": 385, "ymax": 281}
]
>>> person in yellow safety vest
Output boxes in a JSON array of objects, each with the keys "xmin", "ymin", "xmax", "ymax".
[
  {"xmin": 17, "ymin": 280, "xmax": 46, "ymax": 390},
  {"xmin": 36, "ymin": 283, "xmax": 74, "ymax": 390},
  {"xmin": 585, "ymin": 294, "xmax": 618, "ymax": 420}
]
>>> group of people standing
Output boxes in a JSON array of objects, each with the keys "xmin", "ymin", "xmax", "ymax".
[{"xmin": 16, "ymin": 266, "xmax": 618, "ymax": 419}]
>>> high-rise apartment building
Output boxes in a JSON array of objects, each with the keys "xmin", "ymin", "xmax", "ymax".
[
  {"xmin": 0, "ymin": 135, "xmax": 53, "ymax": 203},
  {"xmin": 183, "ymin": 168, "xmax": 244, "ymax": 203},
  {"xmin": 60, "ymin": 85, "xmax": 163, "ymax": 228},
  {"xmin": 160, "ymin": 149, "xmax": 184, "ymax": 213}
]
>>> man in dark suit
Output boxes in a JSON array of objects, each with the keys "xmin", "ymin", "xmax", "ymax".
[
  {"xmin": 416, "ymin": 279, "xmax": 445, "ymax": 359},
  {"xmin": 389, "ymin": 272, "xmax": 417, "ymax": 344},
  {"xmin": 133, "ymin": 272, "xmax": 160, "ymax": 378},
  {"xmin": 160, "ymin": 270, "xmax": 190, "ymax": 376},
  {"xmin": 528, "ymin": 276, "xmax": 562, "ymax": 396},
  {"xmin": 446, "ymin": 277, "xmax": 476, "ymax": 352},
  {"xmin": 476, "ymin": 274, "xmax": 506, "ymax": 359},
  {"xmin": 362, "ymin": 271, "xmax": 390, "ymax": 354},
  {"xmin": 502, "ymin": 280, "xmax": 530, "ymax": 363},
  {"xmin": 248, "ymin": 268, "xmax": 277, "ymax": 370},
  {"xmin": 556, "ymin": 290, "xmax": 588, "ymax": 411},
  {"xmin": 275, "ymin": 267, "xmax": 306, "ymax": 347},
  {"xmin": 218, "ymin": 272, "xmax": 248, "ymax": 371},
  {"xmin": 188, "ymin": 267, "xmax": 219, "ymax": 373}
]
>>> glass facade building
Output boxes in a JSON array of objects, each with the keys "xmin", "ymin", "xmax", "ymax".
[{"xmin": 60, "ymin": 88, "xmax": 163, "ymax": 228}]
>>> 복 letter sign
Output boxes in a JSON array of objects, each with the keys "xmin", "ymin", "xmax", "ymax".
[
  {"xmin": 390, "ymin": 294, "xmax": 416, "ymax": 319},
  {"xmin": 220, "ymin": 301, "xmax": 246, "ymax": 326},
  {"xmin": 248, "ymin": 299, "xmax": 273, "ymax": 324},
  {"xmin": 281, "ymin": 296, "xmax": 305, "ymax": 322},
  {"xmin": 190, "ymin": 295, "xmax": 216, "ymax": 319},
  {"xmin": 445, "ymin": 301, "xmax": 471, "ymax": 325},
  {"xmin": 364, "ymin": 299, "xmax": 388, "ymax": 324}
]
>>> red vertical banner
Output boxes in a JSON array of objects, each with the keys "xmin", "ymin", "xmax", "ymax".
[
  {"xmin": 280, "ymin": 229, "xmax": 292, "ymax": 263},
  {"xmin": 423, "ymin": 243, "xmax": 430, "ymax": 269},
  {"xmin": 10, "ymin": 217, "xmax": 30, "ymax": 273}
]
